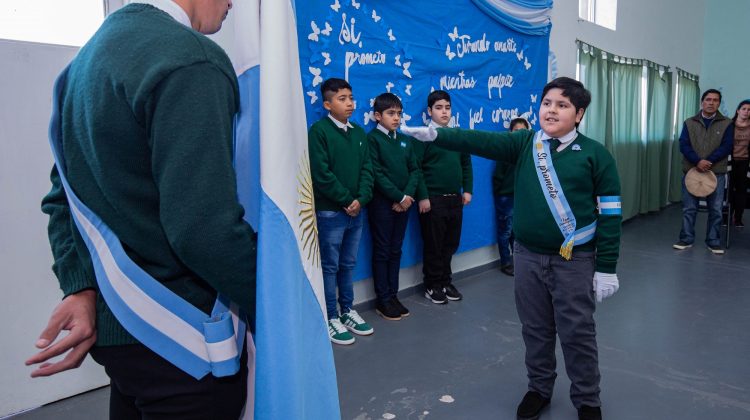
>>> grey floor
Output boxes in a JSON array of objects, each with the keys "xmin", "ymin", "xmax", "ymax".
[{"xmin": 11, "ymin": 205, "xmax": 750, "ymax": 420}]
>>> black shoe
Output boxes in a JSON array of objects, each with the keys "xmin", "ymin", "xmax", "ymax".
[
  {"xmin": 735, "ymin": 220, "xmax": 745, "ymax": 228},
  {"xmin": 424, "ymin": 287, "xmax": 448, "ymax": 304},
  {"xmin": 516, "ymin": 391, "xmax": 550, "ymax": 420},
  {"xmin": 376, "ymin": 300, "xmax": 402, "ymax": 321},
  {"xmin": 443, "ymin": 284, "xmax": 463, "ymax": 301},
  {"xmin": 392, "ymin": 297, "xmax": 410, "ymax": 317},
  {"xmin": 501, "ymin": 264, "xmax": 514, "ymax": 276},
  {"xmin": 578, "ymin": 405, "xmax": 602, "ymax": 420}
]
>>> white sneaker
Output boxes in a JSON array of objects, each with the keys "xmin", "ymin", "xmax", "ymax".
[
  {"xmin": 340, "ymin": 309, "xmax": 374, "ymax": 335},
  {"xmin": 328, "ymin": 318, "xmax": 355, "ymax": 345}
]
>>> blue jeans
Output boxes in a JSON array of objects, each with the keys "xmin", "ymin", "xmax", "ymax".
[
  {"xmin": 679, "ymin": 173, "xmax": 725, "ymax": 247},
  {"xmin": 494, "ymin": 195, "xmax": 514, "ymax": 266},
  {"xmin": 317, "ymin": 210, "xmax": 364, "ymax": 319}
]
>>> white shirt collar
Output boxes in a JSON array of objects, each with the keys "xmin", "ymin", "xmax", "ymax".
[
  {"xmin": 540, "ymin": 128, "xmax": 578, "ymax": 151},
  {"xmin": 376, "ymin": 124, "xmax": 396, "ymax": 138},
  {"xmin": 429, "ymin": 120, "xmax": 450, "ymax": 129},
  {"xmin": 130, "ymin": 0, "xmax": 192, "ymax": 28},
  {"xmin": 328, "ymin": 114, "xmax": 353, "ymax": 131}
]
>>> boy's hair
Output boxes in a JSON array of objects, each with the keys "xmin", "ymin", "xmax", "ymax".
[
  {"xmin": 542, "ymin": 77, "xmax": 591, "ymax": 112},
  {"xmin": 509, "ymin": 117, "xmax": 530, "ymax": 130},
  {"xmin": 320, "ymin": 78, "xmax": 352, "ymax": 102},
  {"xmin": 373, "ymin": 92, "xmax": 402, "ymax": 114},
  {"xmin": 427, "ymin": 90, "xmax": 451, "ymax": 108},
  {"xmin": 701, "ymin": 88, "xmax": 722, "ymax": 102}
]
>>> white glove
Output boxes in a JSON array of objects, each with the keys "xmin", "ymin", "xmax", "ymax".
[
  {"xmin": 400, "ymin": 124, "xmax": 438, "ymax": 142},
  {"xmin": 593, "ymin": 272, "xmax": 619, "ymax": 303}
]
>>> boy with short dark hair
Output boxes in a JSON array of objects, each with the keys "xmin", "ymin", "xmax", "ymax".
[
  {"xmin": 413, "ymin": 90, "xmax": 473, "ymax": 304},
  {"xmin": 494, "ymin": 117, "xmax": 531, "ymax": 277},
  {"xmin": 403, "ymin": 77, "xmax": 622, "ymax": 420},
  {"xmin": 309, "ymin": 77, "xmax": 374, "ymax": 345},
  {"xmin": 367, "ymin": 93, "xmax": 421, "ymax": 320}
]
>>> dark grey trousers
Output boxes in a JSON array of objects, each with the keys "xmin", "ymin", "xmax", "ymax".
[{"xmin": 514, "ymin": 241, "xmax": 601, "ymax": 408}]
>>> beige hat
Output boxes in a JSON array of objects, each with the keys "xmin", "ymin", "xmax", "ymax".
[{"xmin": 685, "ymin": 167, "xmax": 717, "ymax": 197}]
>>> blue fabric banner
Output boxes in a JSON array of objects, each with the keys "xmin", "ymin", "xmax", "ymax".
[{"xmin": 295, "ymin": 0, "xmax": 550, "ymax": 280}]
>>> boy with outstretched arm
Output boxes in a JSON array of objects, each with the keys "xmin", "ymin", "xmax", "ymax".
[
  {"xmin": 412, "ymin": 90, "xmax": 473, "ymax": 304},
  {"xmin": 403, "ymin": 77, "xmax": 621, "ymax": 420},
  {"xmin": 309, "ymin": 78, "xmax": 374, "ymax": 345},
  {"xmin": 367, "ymin": 93, "xmax": 421, "ymax": 320}
]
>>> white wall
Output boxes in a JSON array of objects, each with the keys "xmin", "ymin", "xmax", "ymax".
[
  {"xmin": 0, "ymin": 39, "xmax": 109, "ymax": 417},
  {"xmin": 549, "ymin": 0, "xmax": 706, "ymax": 78},
  {"xmin": 700, "ymin": 0, "xmax": 750, "ymax": 117}
]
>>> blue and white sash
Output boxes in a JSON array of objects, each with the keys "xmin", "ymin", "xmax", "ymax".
[
  {"xmin": 48, "ymin": 66, "xmax": 246, "ymax": 380},
  {"xmin": 532, "ymin": 131, "xmax": 596, "ymax": 259}
]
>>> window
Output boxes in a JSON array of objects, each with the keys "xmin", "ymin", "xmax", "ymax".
[
  {"xmin": 0, "ymin": 1, "xmax": 105, "ymax": 47},
  {"xmin": 579, "ymin": 0, "xmax": 617, "ymax": 30}
]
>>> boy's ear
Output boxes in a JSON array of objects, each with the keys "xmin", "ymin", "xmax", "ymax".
[
  {"xmin": 575, "ymin": 107, "xmax": 585, "ymax": 124},
  {"xmin": 323, "ymin": 100, "xmax": 332, "ymax": 111},
  {"xmin": 427, "ymin": 107, "xmax": 433, "ymax": 117},
  {"xmin": 373, "ymin": 111, "xmax": 382, "ymax": 122}
]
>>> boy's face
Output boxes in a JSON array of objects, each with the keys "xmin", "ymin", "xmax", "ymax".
[
  {"xmin": 510, "ymin": 122, "xmax": 528, "ymax": 132},
  {"xmin": 428, "ymin": 99, "xmax": 452, "ymax": 127},
  {"xmin": 540, "ymin": 88, "xmax": 584, "ymax": 138},
  {"xmin": 324, "ymin": 88, "xmax": 354, "ymax": 123},
  {"xmin": 192, "ymin": 0, "xmax": 233, "ymax": 34},
  {"xmin": 375, "ymin": 106, "xmax": 402, "ymax": 132}
]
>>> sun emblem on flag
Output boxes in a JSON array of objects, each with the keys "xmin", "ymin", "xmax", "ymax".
[{"xmin": 297, "ymin": 151, "xmax": 320, "ymax": 267}]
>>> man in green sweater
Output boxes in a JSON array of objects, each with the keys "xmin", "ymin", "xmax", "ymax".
[
  {"xmin": 413, "ymin": 90, "xmax": 473, "ymax": 304},
  {"xmin": 403, "ymin": 77, "xmax": 621, "ymax": 420},
  {"xmin": 27, "ymin": 1, "xmax": 256, "ymax": 418},
  {"xmin": 309, "ymin": 77, "xmax": 375, "ymax": 345}
]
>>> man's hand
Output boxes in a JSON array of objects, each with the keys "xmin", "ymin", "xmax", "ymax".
[
  {"xmin": 391, "ymin": 203, "xmax": 406, "ymax": 212},
  {"xmin": 462, "ymin": 192, "xmax": 472, "ymax": 206},
  {"xmin": 593, "ymin": 272, "xmax": 619, "ymax": 303},
  {"xmin": 344, "ymin": 199, "xmax": 361, "ymax": 217},
  {"xmin": 419, "ymin": 199, "xmax": 431, "ymax": 214},
  {"xmin": 401, "ymin": 195, "xmax": 414, "ymax": 210},
  {"xmin": 26, "ymin": 289, "xmax": 97, "ymax": 377},
  {"xmin": 696, "ymin": 159, "xmax": 713, "ymax": 172},
  {"xmin": 400, "ymin": 125, "xmax": 438, "ymax": 142}
]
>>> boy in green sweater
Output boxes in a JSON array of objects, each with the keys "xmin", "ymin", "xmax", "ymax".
[
  {"xmin": 413, "ymin": 90, "xmax": 473, "ymax": 304},
  {"xmin": 367, "ymin": 93, "xmax": 421, "ymax": 321},
  {"xmin": 495, "ymin": 117, "xmax": 531, "ymax": 277},
  {"xmin": 309, "ymin": 78, "xmax": 374, "ymax": 345},
  {"xmin": 403, "ymin": 78, "xmax": 621, "ymax": 420}
]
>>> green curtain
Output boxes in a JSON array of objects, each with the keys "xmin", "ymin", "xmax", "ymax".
[
  {"xmin": 668, "ymin": 70, "xmax": 700, "ymax": 202},
  {"xmin": 578, "ymin": 41, "xmax": 683, "ymax": 220},
  {"xmin": 609, "ymin": 59, "xmax": 643, "ymax": 219},
  {"xmin": 641, "ymin": 64, "xmax": 673, "ymax": 212}
]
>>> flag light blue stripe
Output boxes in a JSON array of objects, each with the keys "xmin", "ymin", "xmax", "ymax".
[
  {"xmin": 600, "ymin": 208, "xmax": 622, "ymax": 215},
  {"xmin": 235, "ymin": 68, "xmax": 261, "ymax": 231},
  {"xmin": 471, "ymin": 0, "xmax": 552, "ymax": 35},
  {"xmin": 599, "ymin": 196, "xmax": 621, "ymax": 202}
]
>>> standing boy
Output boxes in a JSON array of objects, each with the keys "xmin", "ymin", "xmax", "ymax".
[
  {"xmin": 413, "ymin": 90, "xmax": 473, "ymax": 304},
  {"xmin": 309, "ymin": 78, "xmax": 374, "ymax": 345},
  {"xmin": 367, "ymin": 93, "xmax": 421, "ymax": 320},
  {"xmin": 494, "ymin": 117, "xmax": 531, "ymax": 276},
  {"xmin": 403, "ymin": 77, "xmax": 622, "ymax": 420}
]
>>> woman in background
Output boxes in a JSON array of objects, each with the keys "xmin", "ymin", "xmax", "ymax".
[{"xmin": 730, "ymin": 99, "xmax": 750, "ymax": 227}]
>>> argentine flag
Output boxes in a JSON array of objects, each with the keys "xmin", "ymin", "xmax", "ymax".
[{"xmin": 219, "ymin": 0, "xmax": 341, "ymax": 419}]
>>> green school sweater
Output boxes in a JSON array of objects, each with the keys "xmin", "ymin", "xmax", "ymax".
[
  {"xmin": 413, "ymin": 140, "xmax": 473, "ymax": 200},
  {"xmin": 41, "ymin": 4, "xmax": 257, "ymax": 346},
  {"xmin": 367, "ymin": 129, "xmax": 421, "ymax": 202},
  {"xmin": 434, "ymin": 128, "xmax": 622, "ymax": 273},
  {"xmin": 309, "ymin": 117, "xmax": 374, "ymax": 210}
]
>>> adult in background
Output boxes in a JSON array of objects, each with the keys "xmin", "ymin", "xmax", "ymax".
[
  {"xmin": 729, "ymin": 99, "xmax": 750, "ymax": 227},
  {"xmin": 673, "ymin": 89, "xmax": 733, "ymax": 254},
  {"xmin": 26, "ymin": 1, "xmax": 257, "ymax": 418}
]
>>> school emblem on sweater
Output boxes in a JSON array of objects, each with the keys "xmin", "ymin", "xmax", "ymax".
[
  {"xmin": 572, "ymin": 144, "xmax": 581, "ymax": 151},
  {"xmin": 298, "ymin": 151, "xmax": 320, "ymax": 266}
]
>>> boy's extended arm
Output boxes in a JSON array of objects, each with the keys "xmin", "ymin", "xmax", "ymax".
[
  {"xmin": 309, "ymin": 127, "xmax": 356, "ymax": 207},
  {"xmin": 434, "ymin": 128, "xmax": 525, "ymax": 163}
]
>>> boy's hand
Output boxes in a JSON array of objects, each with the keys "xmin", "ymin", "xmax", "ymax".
[
  {"xmin": 26, "ymin": 289, "xmax": 97, "ymax": 377},
  {"xmin": 344, "ymin": 199, "xmax": 361, "ymax": 216},
  {"xmin": 401, "ymin": 195, "xmax": 414, "ymax": 210},
  {"xmin": 419, "ymin": 199, "xmax": 431, "ymax": 213},
  {"xmin": 391, "ymin": 203, "xmax": 405, "ymax": 212},
  {"xmin": 593, "ymin": 272, "xmax": 619, "ymax": 303},
  {"xmin": 462, "ymin": 192, "xmax": 472, "ymax": 205},
  {"xmin": 400, "ymin": 125, "xmax": 437, "ymax": 142}
]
